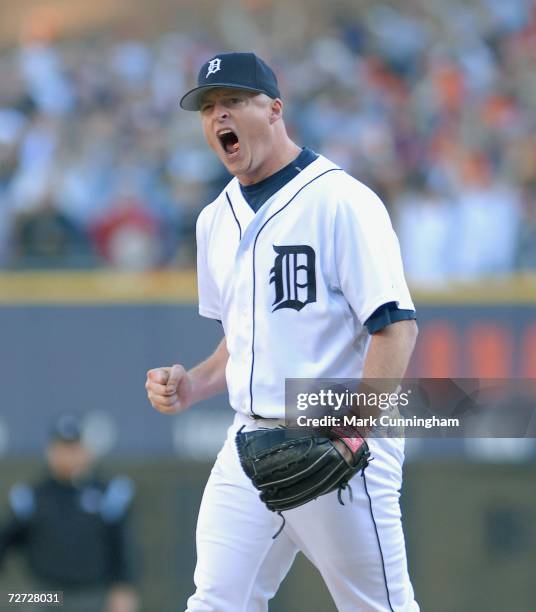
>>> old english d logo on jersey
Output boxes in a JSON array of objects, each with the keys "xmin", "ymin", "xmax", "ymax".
[{"xmin": 270, "ymin": 245, "xmax": 316, "ymax": 312}]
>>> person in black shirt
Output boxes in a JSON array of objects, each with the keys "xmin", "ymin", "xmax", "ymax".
[{"xmin": 0, "ymin": 414, "xmax": 139, "ymax": 612}]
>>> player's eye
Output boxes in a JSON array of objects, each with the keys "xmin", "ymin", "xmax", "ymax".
[{"xmin": 201, "ymin": 103, "xmax": 214, "ymax": 113}]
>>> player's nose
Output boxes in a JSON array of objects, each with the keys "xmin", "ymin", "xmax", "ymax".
[{"xmin": 213, "ymin": 101, "xmax": 229, "ymax": 120}]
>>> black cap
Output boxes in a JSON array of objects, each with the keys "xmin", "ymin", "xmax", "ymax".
[
  {"xmin": 180, "ymin": 52, "xmax": 281, "ymax": 111},
  {"xmin": 50, "ymin": 413, "xmax": 82, "ymax": 443}
]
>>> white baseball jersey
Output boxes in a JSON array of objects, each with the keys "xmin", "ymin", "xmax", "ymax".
[{"xmin": 196, "ymin": 154, "xmax": 414, "ymax": 419}]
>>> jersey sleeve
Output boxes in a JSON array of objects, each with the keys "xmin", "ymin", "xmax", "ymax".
[
  {"xmin": 196, "ymin": 208, "xmax": 222, "ymax": 320},
  {"xmin": 333, "ymin": 181, "xmax": 414, "ymax": 325},
  {"xmin": 364, "ymin": 301, "xmax": 416, "ymax": 334}
]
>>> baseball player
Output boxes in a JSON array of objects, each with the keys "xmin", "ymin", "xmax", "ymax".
[{"xmin": 146, "ymin": 52, "xmax": 419, "ymax": 611}]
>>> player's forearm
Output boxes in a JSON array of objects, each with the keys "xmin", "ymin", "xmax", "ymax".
[
  {"xmin": 187, "ymin": 337, "xmax": 229, "ymax": 405},
  {"xmin": 349, "ymin": 320, "xmax": 418, "ymax": 433},
  {"xmin": 362, "ymin": 319, "xmax": 418, "ymax": 380}
]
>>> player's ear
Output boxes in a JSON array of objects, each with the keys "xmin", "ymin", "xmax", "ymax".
[{"xmin": 269, "ymin": 98, "xmax": 283, "ymax": 124}]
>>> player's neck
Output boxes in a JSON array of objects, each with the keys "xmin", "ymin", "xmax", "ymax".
[{"xmin": 238, "ymin": 139, "xmax": 302, "ymax": 186}]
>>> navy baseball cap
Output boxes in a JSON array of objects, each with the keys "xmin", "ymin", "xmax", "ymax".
[
  {"xmin": 180, "ymin": 52, "xmax": 281, "ymax": 111},
  {"xmin": 50, "ymin": 413, "xmax": 82, "ymax": 443}
]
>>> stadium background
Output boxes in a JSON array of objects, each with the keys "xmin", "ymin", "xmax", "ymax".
[{"xmin": 0, "ymin": 0, "xmax": 535, "ymax": 610}]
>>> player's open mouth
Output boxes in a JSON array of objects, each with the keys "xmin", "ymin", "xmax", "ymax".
[{"xmin": 217, "ymin": 128, "xmax": 240, "ymax": 155}]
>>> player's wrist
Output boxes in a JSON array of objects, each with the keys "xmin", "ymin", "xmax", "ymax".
[
  {"xmin": 187, "ymin": 362, "xmax": 227, "ymax": 405},
  {"xmin": 185, "ymin": 370, "xmax": 220, "ymax": 408}
]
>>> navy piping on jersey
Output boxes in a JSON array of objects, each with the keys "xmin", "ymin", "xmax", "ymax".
[
  {"xmin": 240, "ymin": 147, "xmax": 318, "ymax": 213},
  {"xmin": 225, "ymin": 192, "xmax": 242, "ymax": 240},
  {"xmin": 363, "ymin": 471, "xmax": 395, "ymax": 612},
  {"xmin": 248, "ymin": 167, "xmax": 343, "ymax": 416}
]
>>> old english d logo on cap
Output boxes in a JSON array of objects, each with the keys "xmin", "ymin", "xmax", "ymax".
[
  {"xmin": 180, "ymin": 52, "xmax": 281, "ymax": 111},
  {"xmin": 206, "ymin": 58, "xmax": 222, "ymax": 78}
]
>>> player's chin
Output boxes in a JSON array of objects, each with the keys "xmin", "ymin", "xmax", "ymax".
[{"xmin": 220, "ymin": 149, "xmax": 246, "ymax": 173}]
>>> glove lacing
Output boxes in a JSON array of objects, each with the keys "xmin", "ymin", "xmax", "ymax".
[
  {"xmin": 272, "ymin": 459, "xmax": 371, "ymax": 538},
  {"xmin": 337, "ymin": 482, "xmax": 354, "ymax": 506},
  {"xmin": 272, "ymin": 483, "xmax": 355, "ymax": 539},
  {"xmin": 273, "ymin": 511, "xmax": 286, "ymax": 539},
  {"xmin": 336, "ymin": 456, "xmax": 372, "ymax": 505}
]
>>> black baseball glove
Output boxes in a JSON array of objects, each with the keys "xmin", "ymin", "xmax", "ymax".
[{"xmin": 235, "ymin": 426, "xmax": 370, "ymax": 513}]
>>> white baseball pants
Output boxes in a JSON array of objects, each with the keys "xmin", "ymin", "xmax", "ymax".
[{"xmin": 185, "ymin": 413, "xmax": 419, "ymax": 612}]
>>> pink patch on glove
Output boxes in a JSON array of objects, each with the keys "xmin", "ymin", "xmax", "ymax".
[{"xmin": 331, "ymin": 426, "xmax": 365, "ymax": 454}]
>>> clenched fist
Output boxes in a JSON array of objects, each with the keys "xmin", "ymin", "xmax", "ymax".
[{"xmin": 145, "ymin": 365, "xmax": 193, "ymax": 414}]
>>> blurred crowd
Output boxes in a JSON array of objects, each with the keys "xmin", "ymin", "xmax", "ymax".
[{"xmin": 0, "ymin": 0, "xmax": 535, "ymax": 284}]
